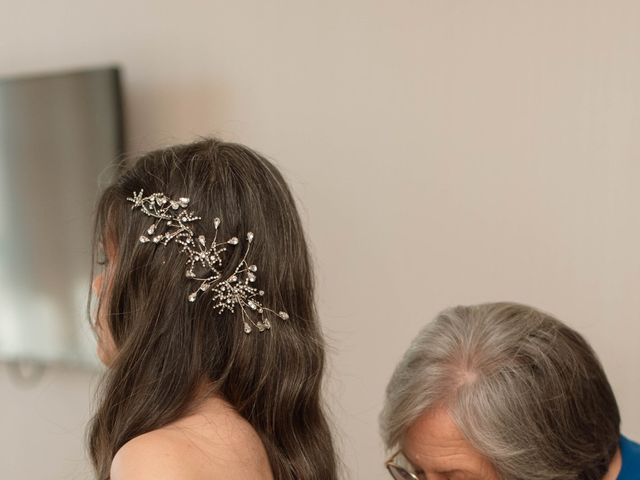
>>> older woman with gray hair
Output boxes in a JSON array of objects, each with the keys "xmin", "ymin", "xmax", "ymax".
[{"xmin": 380, "ymin": 302, "xmax": 640, "ymax": 480}]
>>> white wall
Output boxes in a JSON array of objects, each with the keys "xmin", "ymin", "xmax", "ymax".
[
  {"xmin": 0, "ymin": 366, "xmax": 97, "ymax": 479},
  {"xmin": 1, "ymin": 1, "xmax": 639, "ymax": 479}
]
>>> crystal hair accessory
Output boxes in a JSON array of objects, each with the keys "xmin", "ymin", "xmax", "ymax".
[{"xmin": 126, "ymin": 190, "xmax": 289, "ymax": 334}]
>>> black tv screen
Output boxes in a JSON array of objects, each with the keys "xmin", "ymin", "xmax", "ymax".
[{"xmin": 0, "ymin": 66, "xmax": 124, "ymax": 368}]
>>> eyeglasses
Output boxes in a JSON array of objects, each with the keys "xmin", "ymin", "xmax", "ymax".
[{"xmin": 385, "ymin": 450, "xmax": 421, "ymax": 480}]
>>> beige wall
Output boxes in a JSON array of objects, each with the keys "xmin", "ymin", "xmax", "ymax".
[{"xmin": 1, "ymin": 1, "xmax": 639, "ymax": 479}]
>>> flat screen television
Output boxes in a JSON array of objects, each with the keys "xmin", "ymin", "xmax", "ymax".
[{"xmin": 0, "ymin": 66, "xmax": 124, "ymax": 369}]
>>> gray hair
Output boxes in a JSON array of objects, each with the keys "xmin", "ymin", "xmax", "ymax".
[{"xmin": 380, "ymin": 302, "xmax": 620, "ymax": 480}]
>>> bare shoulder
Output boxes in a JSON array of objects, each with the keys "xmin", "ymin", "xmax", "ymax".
[
  {"xmin": 111, "ymin": 430, "xmax": 194, "ymax": 480},
  {"xmin": 111, "ymin": 398, "xmax": 272, "ymax": 480}
]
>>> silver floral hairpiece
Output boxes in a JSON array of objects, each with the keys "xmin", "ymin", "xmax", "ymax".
[{"xmin": 126, "ymin": 190, "xmax": 289, "ymax": 334}]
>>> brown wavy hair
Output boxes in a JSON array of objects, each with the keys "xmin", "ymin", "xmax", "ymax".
[{"xmin": 86, "ymin": 138, "xmax": 338, "ymax": 479}]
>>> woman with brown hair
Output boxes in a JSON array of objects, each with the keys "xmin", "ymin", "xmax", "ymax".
[{"xmin": 88, "ymin": 138, "xmax": 338, "ymax": 479}]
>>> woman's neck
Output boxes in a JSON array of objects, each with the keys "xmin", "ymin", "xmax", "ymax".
[
  {"xmin": 602, "ymin": 447, "xmax": 622, "ymax": 480},
  {"xmin": 183, "ymin": 378, "xmax": 222, "ymax": 416}
]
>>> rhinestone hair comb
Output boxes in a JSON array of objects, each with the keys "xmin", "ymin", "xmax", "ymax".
[{"xmin": 126, "ymin": 190, "xmax": 289, "ymax": 334}]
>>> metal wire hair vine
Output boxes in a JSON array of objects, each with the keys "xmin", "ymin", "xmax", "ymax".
[{"xmin": 126, "ymin": 190, "xmax": 289, "ymax": 334}]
